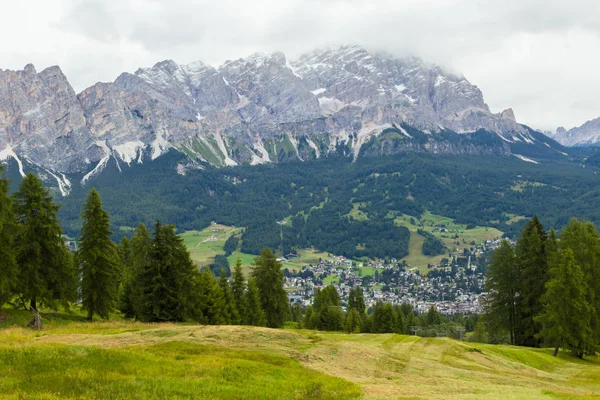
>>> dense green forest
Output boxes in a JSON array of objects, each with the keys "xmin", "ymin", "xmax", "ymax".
[
  {"xmin": 35, "ymin": 150, "xmax": 600, "ymax": 260},
  {"xmin": 4, "ymin": 145, "xmax": 600, "ymax": 261},
  {"xmin": 485, "ymin": 216, "xmax": 600, "ymax": 358}
]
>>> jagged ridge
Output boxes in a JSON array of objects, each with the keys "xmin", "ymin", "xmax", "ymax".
[{"xmin": 0, "ymin": 45, "xmax": 565, "ymax": 194}]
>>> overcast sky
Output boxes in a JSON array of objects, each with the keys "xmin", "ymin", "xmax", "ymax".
[{"xmin": 1, "ymin": 0, "xmax": 598, "ymax": 131}]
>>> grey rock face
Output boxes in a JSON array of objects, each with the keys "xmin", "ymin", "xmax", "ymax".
[
  {"xmin": 552, "ymin": 117, "xmax": 600, "ymax": 146},
  {"xmin": 0, "ymin": 64, "xmax": 97, "ymax": 174},
  {"xmin": 0, "ymin": 45, "xmax": 543, "ymax": 185}
]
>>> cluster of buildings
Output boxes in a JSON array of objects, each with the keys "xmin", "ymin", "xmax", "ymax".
[{"xmin": 283, "ymin": 240, "xmax": 505, "ymax": 315}]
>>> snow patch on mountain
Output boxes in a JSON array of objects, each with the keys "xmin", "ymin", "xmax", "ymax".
[
  {"xmin": 0, "ymin": 145, "xmax": 25, "ymax": 177},
  {"xmin": 45, "ymin": 169, "xmax": 72, "ymax": 196},
  {"xmin": 513, "ymin": 154, "xmax": 539, "ymax": 164}
]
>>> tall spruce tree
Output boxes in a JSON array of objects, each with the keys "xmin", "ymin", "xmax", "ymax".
[
  {"xmin": 251, "ymin": 248, "xmax": 288, "ymax": 328},
  {"xmin": 13, "ymin": 173, "xmax": 75, "ymax": 310},
  {"xmin": 245, "ymin": 277, "xmax": 266, "ymax": 326},
  {"xmin": 231, "ymin": 259, "xmax": 247, "ymax": 318},
  {"xmin": 0, "ymin": 166, "xmax": 17, "ymax": 307},
  {"xmin": 137, "ymin": 222, "xmax": 198, "ymax": 322},
  {"xmin": 78, "ymin": 188, "xmax": 121, "ymax": 320},
  {"xmin": 119, "ymin": 224, "xmax": 152, "ymax": 318},
  {"xmin": 372, "ymin": 302, "xmax": 399, "ymax": 333},
  {"xmin": 556, "ymin": 218, "xmax": 600, "ymax": 355},
  {"xmin": 514, "ymin": 215, "xmax": 548, "ymax": 347},
  {"xmin": 536, "ymin": 249, "xmax": 593, "ymax": 358},
  {"xmin": 219, "ymin": 268, "xmax": 240, "ymax": 324},
  {"xmin": 196, "ymin": 268, "xmax": 226, "ymax": 324},
  {"xmin": 348, "ymin": 286, "xmax": 365, "ymax": 314},
  {"xmin": 313, "ymin": 286, "xmax": 343, "ymax": 331},
  {"xmin": 485, "ymin": 239, "xmax": 519, "ymax": 345}
]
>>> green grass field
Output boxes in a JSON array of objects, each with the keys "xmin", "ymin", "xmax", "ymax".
[
  {"xmin": 181, "ymin": 224, "xmax": 334, "ymax": 276},
  {"xmin": 394, "ymin": 212, "xmax": 503, "ymax": 273},
  {"xmin": 180, "ymin": 223, "xmax": 243, "ymax": 266},
  {"xmin": 1, "ymin": 308, "xmax": 599, "ymax": 399}
]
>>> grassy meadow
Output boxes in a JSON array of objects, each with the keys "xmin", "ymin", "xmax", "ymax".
[
  {"xmin": 180, "ymin": 223, "xmax": 337, "ymax": 275},
  {"xmin": 1, "ymin": 308, "xmax": 599, "ymax": 399},
  {"xmin": 394, "ymin": 212, "xmax": 503, "ymax": 272},
  {"xmin": 180, "ymin": 223, "xmax": 243, "ymax": 267},
  {"xmin": 179, "ymin": 210, "xmax": 503, "ymax": 276}
]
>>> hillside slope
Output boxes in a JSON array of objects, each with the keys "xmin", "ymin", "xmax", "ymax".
[{"xmin": 1, "ymin": 309, "xmax": 598, "ymax": 399}]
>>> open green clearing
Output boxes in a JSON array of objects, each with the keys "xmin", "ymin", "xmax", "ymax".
[
  {"xmin": 395, "ymin": 211, "xmax": 503, "ymax": 272},
  {"xmin": 179, "ymin": 223, "xmax": 242, "ymax": 266},
  {"xmin": 180, "ymin": 224, "xmax": 335, "ymax": 275},
  {"xmin": 1, "ymin": 308, "xmax": 599, "ymax": 399},
  {"xmin": 180, "ymin": 210, "xmax": 503, "ymax": 276}
]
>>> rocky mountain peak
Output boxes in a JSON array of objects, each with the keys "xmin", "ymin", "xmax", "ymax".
[
  {"xmin": 0, "ymin": 45, "xmax": 563, "ymax": 192},
  {"xmin": 551, "ymin": 117, "xmax": 600, "ymax": 146}
]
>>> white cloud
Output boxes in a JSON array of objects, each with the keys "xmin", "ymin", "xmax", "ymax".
[{"xmin": 0, "ymin": 0, "xmax": 598, "ymax": 131}]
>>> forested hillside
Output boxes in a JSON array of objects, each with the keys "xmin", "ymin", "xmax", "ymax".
[{"xmin": 19, "ymin": 150, "xmax": 594, "ymax": 260}]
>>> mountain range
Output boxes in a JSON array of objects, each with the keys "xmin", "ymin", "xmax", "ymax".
[
  {"xmin": 549, "ymin": 117, "xmax": 600, "ymax": 147},
  {"xmin": 0, "ymin": 45, "xmax": 582, "ymax": 196}
]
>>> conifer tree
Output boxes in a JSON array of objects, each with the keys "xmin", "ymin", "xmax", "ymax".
[
  {"xmin": 137, "ymin": 222, "xmax": 198, "ymax": 322},
  {"xmin": 13, "ymin": 173, "xmax": 75, "ymax": 310},
  {"xmin": 514, "ymin": 215, "xmax": 548, "ymax": 347},
  {"xmin": 303, "ymin": 305, "xmax": 316, "ymax": 329},
  {"xmin": 312, "ymin": 285, "xmax": 343, "ymax": 331},
  {"xmin": 78, "ymin": 188, "xmax": 121, "ymax": 320},
  {"xmin": 555, "ymin": 218, "xmax": 600, "ymax": 354},
  {"xmin": 536, "ymin": 249, "xmax": 593, "ymax": 358},
  {"xmin": 119, "ymin": 224, "xmax": 152, "ymax": 318},
  {"xmin": 372, "ymin": 301, "xmax": 398, "ymax": 333},
  {"xmin": 245, "ymin": 277, "xmax": 266, "ymax": 326},
  {"xmin": 196, "ymin": 268, "xmax": 226, "ymax": 324},
  {"xmin": 344, "ymin": 309, "xmax": 362, "ymax": 333},
  {"xmin": 394, "ymin": 306, "xmax": 407, "ymax": 334},
  {"xmin": 348, "ymin": 286, "xmax": 365, "ymax": 314},
  {"xmin": 0, "ymin": 166, "xmax": 17, "ymax": 306},
  {"xmin": 251, "ymin": 248, "xmax": 288, "ymax": 328},
  {"xmin": 485, "ymin": 239, "xmax": 519, "ymax": 345},
  {"xmin": 219, "ymin": 268, "xmax": 240, "ymax": 324},
  {"xmin": 426, "ymin": 305, "xmax": 442, "ymax": 326},
  {"xmin": 231, "ymin": 259, "xmax": 247, "ymax": 318}
]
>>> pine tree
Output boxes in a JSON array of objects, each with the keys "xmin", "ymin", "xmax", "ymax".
[
  {"xmin": 485, "ymin": 239, "xmax": 519, "ymax": 345},
  {"xmin": 0, "ymin": 166, "xmax": 17, "ymax": 307},
  {"xmin": 13, "ymin": 173, "xmax": 75, "ymax": 310},
  {"xmin": 78, "ymin": 188, "xmax": 121, "ymax": 320},
  {"xmin": 372, "ymin": 302, "xmax": 398, "ymax": 333},
  {"xmin": 195, "ymin": 268, "xmax": 226, "ymax": 324},
  {"xmin": 348, "ymin": 286, "xmax": 365, "ymax": 314},
  {"xmin": 514, "ymin": 215, "xmax": 548, "ymax": 347},
  {"xmin": 536, "ymin": 249, "xmax": 593, "ymax": 358},
  {"xmin": 230, "ymin": 259, "xmax": 247, "ymax": 319},
  {"xmin": 395, "ymin": 305, "xmax": 407, "ymax": 334},
  {"xmin": 312, "ymin": 285, "xmax": 343, "ymax": 331},
  {"xmin": 555, "ymin": 218, "xmax": 600, "ymax": 354},
  {"xmin": 426, "ymin": 305, "xmax": 442, "ymax": 326},
  {"xmin": 119, "ymin": 224, "xmax": 152, "ymax": 318},
  {"xmin": 219, "ymin": 268, "xmax": 240, "ymax": 324},
  {"xmin": 137, "ymin": 222, "xmax": 198, "ymax": 322},
  {"xmin": 344, "ymin": 309, "xmax": 362, "ymax": 333},
  {"xmin": 251, "ymin": 248, "xmax": 288, "ymax": 328},
  {"xmin": 303, "ymin": 305, "xmax": 316, "ymax": 329},
  {"xmin": 245, "ymin": 277, "xmax": 266, "ymax": 326}
]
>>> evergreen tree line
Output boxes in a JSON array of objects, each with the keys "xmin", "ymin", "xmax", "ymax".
[
  {"xmin": 0, "ymin": 169, "xmax": 291, "ymax": 329},
  {"xmin": 0, "ymin": 171, "xmax": 75, "ymax": 313},
  {"xmin": 298, "ymin": 286, "xmax": 474, "ymax": 337},
  {"xmin": 485, "ymin": 216, "xmax": 600, "ymax": 358}
]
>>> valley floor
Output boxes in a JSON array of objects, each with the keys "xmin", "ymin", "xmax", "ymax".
[{"xmin": 0, "ymin": 309, "xmax": 599, "ymax": 399}]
